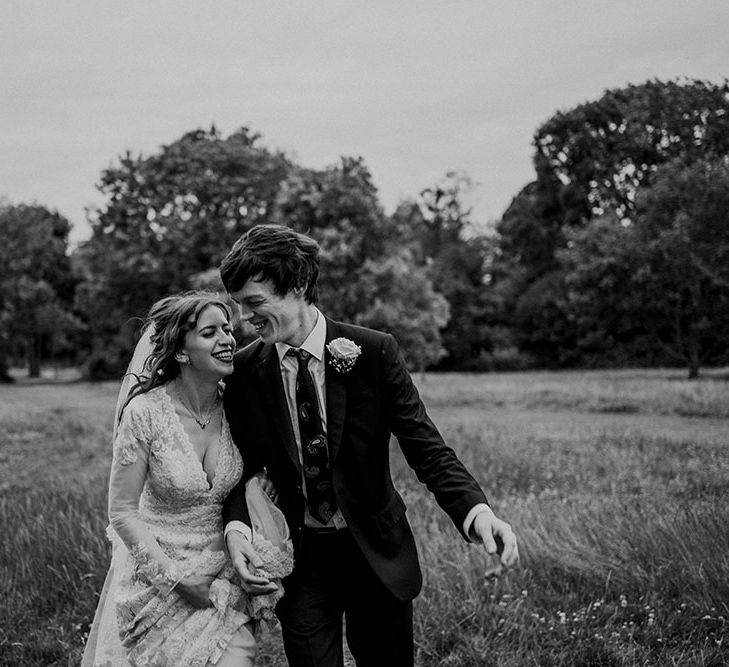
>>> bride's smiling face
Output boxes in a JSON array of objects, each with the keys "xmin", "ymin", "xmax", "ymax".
[{"xmin": 177, "ymin": 305, "xmax": 235, "ymax": 378}]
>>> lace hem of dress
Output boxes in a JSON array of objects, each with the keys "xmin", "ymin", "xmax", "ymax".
[
  {"xmin": 246, "ymin": 533, "xmax": 294, "ymax": 623},
  {"xmin": 118, "ymin": 550, "xmax": 250, "ymax": 667},
  {"xmin": 121, "ymin": 593, "xmax": 249, "ymax": 667}
]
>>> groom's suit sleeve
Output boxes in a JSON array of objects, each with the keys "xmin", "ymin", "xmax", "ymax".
[
  {"xmin": 222, "ymin": 352, "xmax": 265, "ymax": 534},
  {"xmin": 380, "ymin": 333, "xmax": 489, "ymax": 540}
]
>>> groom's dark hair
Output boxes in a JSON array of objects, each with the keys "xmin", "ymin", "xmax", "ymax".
[{"xmin": 220, "ymin": 224, "xmax": 320, "ymax": 304}]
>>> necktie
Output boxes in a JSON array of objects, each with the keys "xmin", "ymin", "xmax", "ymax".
[{"xmin": 287, "ymin": 348, "xmax": 337, "ymax": 524}]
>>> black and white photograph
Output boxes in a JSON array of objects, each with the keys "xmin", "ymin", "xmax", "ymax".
[{"xmin": 1, "ymin": 2, "xmax": 728, "ymax": 665}]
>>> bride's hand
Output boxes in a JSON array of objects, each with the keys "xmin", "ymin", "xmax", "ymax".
[{"xmin": 174, "ymin": 574, "xmax": 215, "ymax": 608}]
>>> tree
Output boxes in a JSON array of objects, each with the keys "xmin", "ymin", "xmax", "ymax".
[
  {"xmin": 559, "ymin": 215, "xmax": 661, "ymax": 367},
  {"xmin": 273, "ymin": 157, "xmax": 394, "ymax": 320},
  {"xmin": 79, "ymin": 141, "xmax": 453, "ymax": 374},
  {"xmin": 512, "ymin": 269, "xmax": 579, "ymax": 367},
  {"xmin": 496, "ymin": 178, "xmax": 565, "ymax": 282},
  {"xmin": 562, "ymin": 158, "xmax": 729, "ymax": 377},
  {"xmin": 631, "ymin": 158, "xmax": 729, "ymax": 377},
  {"xmin": 401, "ymin": 172, "xmax": 501, "ymax": 369},
  {"xmin": 273, "ymin": 159, "xmax": 452, "ymax": 368},
  {"xmin": 350, "ymin": 252, "xmax": 450, "ymax": 372},
  {"xmin": 497, "ymin": 78, "xmax": 729, "ymax": 367},
  {"xmin": 0, "ymin": 203, "xmax": 79, "ymax": 379},
  {"xmin": 75, "ymin": 126, "xmax": 291, "ymax": 377},
  {"xmin": 534, "ymin": 78, "xmax": 729, "ymax": 223}
]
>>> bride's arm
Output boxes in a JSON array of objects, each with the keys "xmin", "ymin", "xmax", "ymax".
[{"xmin": 108, "ymin": 398, "xmax": 191, "ymax": 596}]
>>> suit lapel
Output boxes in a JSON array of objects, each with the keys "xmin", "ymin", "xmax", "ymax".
[
  {"xmin": 324, "ymin": 319, "xmax": 347, "ymax": 463},
  {"xmin": 256, "ymin": 343, "xmax": 301, "ymax": 474}
]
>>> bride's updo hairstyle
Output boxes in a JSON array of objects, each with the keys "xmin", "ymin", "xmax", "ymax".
[{"xmin": 127, "ymin": 291, "xmax": 233, "ymax": 400}]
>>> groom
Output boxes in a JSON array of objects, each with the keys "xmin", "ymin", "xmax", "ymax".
[{"xmin": 220, "ymin": 224, "xmax": 518, "ymax": 667}]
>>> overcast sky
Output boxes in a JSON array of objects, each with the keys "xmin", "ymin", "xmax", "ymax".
[{"xmin": 2, "ymin": 1, "xmax": 728, "ymax": 245}]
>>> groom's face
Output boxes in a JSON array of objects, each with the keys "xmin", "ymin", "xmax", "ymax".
[{"xmin": 229, "ymin": 278, "xmax": 306, "ymax": 346}]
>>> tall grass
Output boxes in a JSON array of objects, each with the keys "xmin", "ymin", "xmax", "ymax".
[
  {"xmin": 1, "ymin": 409, "xmax": 111, "ymax": 666},
  {"xmin": 2, "ymin": 372, "xmax": 728, "ymax": 666}
]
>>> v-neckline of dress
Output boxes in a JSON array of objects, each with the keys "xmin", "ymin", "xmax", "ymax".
[{"xmin": 162, "ymin": 385, "xmax": 223, "ymax": 491}]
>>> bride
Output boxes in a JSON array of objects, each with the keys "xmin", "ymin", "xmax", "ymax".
[{"xmin": 82, "ymin": 292, "xmax": 293, "ymax": 667}]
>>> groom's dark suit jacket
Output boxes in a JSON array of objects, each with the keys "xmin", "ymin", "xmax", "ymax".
[{"xmin": 222, "ymin": 317, "xmax": 488, "ymax": 601}]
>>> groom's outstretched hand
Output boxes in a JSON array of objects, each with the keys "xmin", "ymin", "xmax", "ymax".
[
  {"xmin": 226, "ymin": 531, "xmax": 280, "ymax": 596},
  {"xmin": 471, "ymin": 507, "xmax": 519, "ymax": 569}
]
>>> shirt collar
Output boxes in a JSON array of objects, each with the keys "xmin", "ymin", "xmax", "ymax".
[{"xmin": 276, "ymin": 308, "xmax": 326, "ymax": 364}]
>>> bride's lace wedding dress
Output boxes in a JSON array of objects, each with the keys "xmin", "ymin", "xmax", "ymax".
[{"xmin": 82, "ymin": 385, "xmax": 293, "ymax": 667}]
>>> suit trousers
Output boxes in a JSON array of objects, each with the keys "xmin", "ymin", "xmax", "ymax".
[{"xmin": 275, "ymin": 528, "xmax": 414, "ymax": 667}]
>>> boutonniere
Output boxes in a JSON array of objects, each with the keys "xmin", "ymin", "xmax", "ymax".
[{"xmin": 326, "ymin": 337, "xmax": 362, "ymax": 373}]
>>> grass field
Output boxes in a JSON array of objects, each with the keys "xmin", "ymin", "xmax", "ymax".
[{"xmin": 1, "ymin": 369, "xmax": 728, "ymax": 666}]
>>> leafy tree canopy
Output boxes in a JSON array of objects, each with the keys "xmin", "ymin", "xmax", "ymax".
[
  {"xmin": 562, "ymin": 157, "xmax": 729, "ymax": 377},
  {"xmin": 495, "ymin": 78, "xmax": 729, "ymax": 369},
  {"xmin": 401, "ymin": 173, "xmax": 505, "ymax": 369},
  {"xmin": 76, "ymin": 132, "xmax": 459, "ymax": 376},
  {"xmin": 535, "ymin": 78, "xmax": 729, "ymax": 224},
  {"xmin": 272, "ymin": 158, "xmax": 452, "ymax": 365},
  {"xmin": 351, "ymin": 252, "xmax": 450, "ymax": 371},
  {"xmin": 500, "ymin": 78, "xmax": 729, "ymax": 284},
  {"xmin": 76, "ymin": 127, "xmax": 292, "ymax": 376},
  {"xmin": 0, "ymin": 203, "xmax": 79, "ymax": 378}
]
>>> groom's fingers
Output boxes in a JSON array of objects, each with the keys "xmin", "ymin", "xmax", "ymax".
[
  {"xmin": 475, "ymin": 514, "xmax": 499, "ymax": 555},
  {"xmin": 231, "ymin": 551, "xmax": 278, "ymax": 594},
  {"xmin": 474, "ymin": 513, "xmax": 519, "ymax": 570},
  {"xmin": 234, "ymin": 557, "xmax": 279, "ymax": 595},
  {"xmin": 227, "ymin": 531, "xmax": 263, "ymax": 569},
  {"xmin": 239, "ymin": 538, "xmax": 265, "ymax": 569},
  {"xmin": 228, "ymin": 537, "xmax": 281, "ymax": 595},
  {"xmin": 232, "ymin": 542, "xmax": 264, "ymax": 576},
  {"xmin": 497, "ymin": 525, "xmax": 519, "ymax": 567},
  {"xmin": 243, "ymin": 581, "xmax": 280, "ymax": 596}
]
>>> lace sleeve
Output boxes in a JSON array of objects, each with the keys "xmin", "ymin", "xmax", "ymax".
[
  {"xmin": 108, "ymin": 396, "xmax": 189, "ymax": 595},
  {"xmin": 112, "ymin": 396, "xmax": 152, "ymax": 465}
]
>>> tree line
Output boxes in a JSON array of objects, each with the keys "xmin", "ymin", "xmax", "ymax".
[{"xmin": 2, "ymin": 78, "xmax": 728, "ymax": 381}]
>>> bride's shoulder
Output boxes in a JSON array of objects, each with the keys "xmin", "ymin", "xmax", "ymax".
[{"xmin": 124, "ymin": 385, "xmax": 168, "ymax": 416}]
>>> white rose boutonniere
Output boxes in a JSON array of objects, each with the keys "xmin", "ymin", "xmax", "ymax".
[{"xmin": 326, "ymin": 337, "xmax": 362, "ymax": 373}]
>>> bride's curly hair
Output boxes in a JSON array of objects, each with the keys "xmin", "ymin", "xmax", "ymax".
[{"xmin": 124, "ymin": 291, "xmax": 233, "ymax": 405}]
